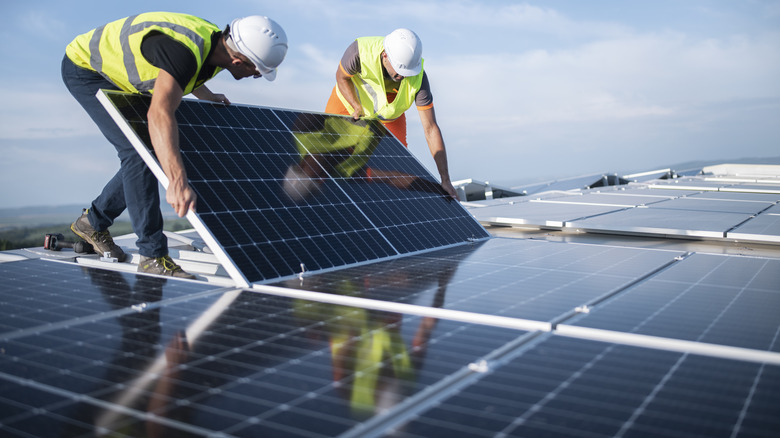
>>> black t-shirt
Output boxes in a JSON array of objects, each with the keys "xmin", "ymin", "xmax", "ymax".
[{"xmin": 140, "ymin": 31, "xmax": 220, "ymax": 91}]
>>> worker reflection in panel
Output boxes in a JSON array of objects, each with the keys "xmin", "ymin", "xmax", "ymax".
[
  {"xmin": 68, "ymin": 270, "xmax": 196, "ymax": 436},
  {"xmin": 283, "ymin": 112, "xmax": 451, "ymax": 203},
  {"xmin": 290, "ymin": 259, "xmax": 455, "ymax": 418}
]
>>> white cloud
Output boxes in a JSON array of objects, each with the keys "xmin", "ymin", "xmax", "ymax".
[
  {"xmin": 428, "ymin": 30, "xmax": 780, "ymax": 131},
  {"xmin": 20, "ymin": 9, "xmax": 68, "ymax": 42},
  {"xmin": 296, "ymin": 43, "xmax": 339, "ymax": 78},
  {"xmin": 0, "ymin": 86, "xmax": 96, "ymax": 140}
]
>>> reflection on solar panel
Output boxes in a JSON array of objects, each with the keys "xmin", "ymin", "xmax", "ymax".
[
  {"xmin": 97, "ymin": 91, "xmax": 488, "ymax": 286},
  {"xmin": 3, "ymin": 237, "xmax": 780, "ymax": 436},
  {"xmin": 271, "ymin": 237, "xmax": 687, "ymax": 323},
  {"xmin": 0, "ymin": 259, "xmax": 522, "ymax": 437},
  {"xmin": 0, "ymin": 259, "xmax": 220, "ymax": 337}
]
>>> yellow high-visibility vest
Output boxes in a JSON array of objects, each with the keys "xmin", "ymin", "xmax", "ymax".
[
  {"xmin": 336, "ymin": 36, "xmax": 424, "ymax": 121},
  {"xmin": 66, "ymin": 12, "xmax": 222, "ymax": 95}
]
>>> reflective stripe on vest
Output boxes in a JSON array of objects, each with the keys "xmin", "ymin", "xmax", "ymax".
[
  {"xmin": 336, "ymin": 37, "xmax": 424, "ymax": 121},
  {"xmin": 66, "ymin": 12, "xmax": 220, "ymax": 95}
]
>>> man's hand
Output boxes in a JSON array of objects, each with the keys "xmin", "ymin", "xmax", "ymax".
[
  {"xmin": 440, "ymin": 179, "xmax": 458, "ymax": 199},
  {"xmin": 208, "ymin": 93, "xmax": 231, "ymax": 105},
  {"xmin": 192, "ymin": 85, "xmax": 230, "ymax": 104},
  {"xmin": 350, "ymin": 108, "xmax": 362, "ymax": 120},
  {"xmin": 166, "ymin": 178, "xmax": 197, "ymax": 217}
]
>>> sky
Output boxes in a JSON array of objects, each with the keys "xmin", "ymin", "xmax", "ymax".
[{"xmin": 1, "ymin": 0, "xmax": 779, "ymax": 209}]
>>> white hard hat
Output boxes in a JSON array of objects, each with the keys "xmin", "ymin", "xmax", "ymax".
[
  {"xmin": 229, "ymin": 16, "xmax": 288, "ymax": 81},
  {"xmin": 383, "ymin": 28, "xmax": 423, "ymax": 77}
]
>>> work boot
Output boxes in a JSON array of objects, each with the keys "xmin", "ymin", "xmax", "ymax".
[
  {"xmin": 138, "ymin": 255, "xmax": 196, "ymax": 279},
  {"xmin": 71, "ymin": 209, "xmax": 127, "ymax": 262}
]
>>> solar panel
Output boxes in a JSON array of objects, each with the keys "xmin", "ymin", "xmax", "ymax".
[
  {"xmin": 389, "ymin": 335, "xmax": 780, "ymax": 437},
  {"xmin": 471, "ymin": 201, "xmax": 628, "ymax": 228},
  {"xmin": 3, "ymin": 240, "xmax": 779, "ymax": 436},
  {"xmin": 98, "ymin": 91, "xmax": 488, "ymax": 287},
  {"xmin": 0, "ymin": 259, "xmax": 221, "ymax": 338},
  {"xmin": 569, "ymin": 207, "xmax": 757, "ymax": 239},
  {"xmin": 0, "ymin": 262, "xmax": 525, "ymax": 437},
  {"xmin": 688, "ymin": 191, "xmax": 780, "ymax": 202},
  {"xmin": 470, "ymin": 188, "xmax": 780, "ymax": 242},
  {"xmin": 571, "ymin": 253, "xmax": 780, "ymax": 351},
  {"xmin": 729, "ymin": 204, "xmax": 780, "ymax": 243},
  {"xmin": 270, "ymin": 237, "xmax": 688, "ymax": 323},
  {"xmin": 642, "ymin": 197, "xmax": 773, "ymax": 215}
]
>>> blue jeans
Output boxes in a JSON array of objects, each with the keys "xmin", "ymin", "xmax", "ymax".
[{"xmin": 61, "ymin": 56, "xmax": 167, "ymax": 257}]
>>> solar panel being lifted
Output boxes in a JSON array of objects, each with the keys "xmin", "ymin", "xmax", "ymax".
[{"xmin": 97, "ymin": 91, "xmax": 488, "ymax": 286}]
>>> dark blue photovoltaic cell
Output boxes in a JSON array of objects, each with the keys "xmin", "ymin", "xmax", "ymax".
[
  {"xmin": 0, "ymin": 384, "xmax": 96, "ymax": 437},
  {"xmin": 572, "ymin": 253, "xmax": 780, "ymax": 352},
  {"xmin": 394, "ymin": 335, "xmax": 780, "ymax": 437},
  {"xmin": 0, "ymin": 280, "xmax": 523, "ymax": 437},
  {"xmin": 0, "ymin": 259, "xmax": 219, "ymax": 336},
  {"xmin": 273, "ymin": 238, "xmax": 686, "ymax": 322},
  {"xmin": 102, "ymin": 92, "xmax": 488, "ymax": 284}
]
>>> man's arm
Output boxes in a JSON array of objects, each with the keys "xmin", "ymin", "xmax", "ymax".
[
  {"xmin": 148, "ymin": 69, "xmax": 197, "ymax": 217},
  {"xmin": 335, "ymin": 64, "xmax": 362, "ymax": 120},
  {"xmin": 419, "ymin": 107, "xmax": 457, "ymax": 198}
]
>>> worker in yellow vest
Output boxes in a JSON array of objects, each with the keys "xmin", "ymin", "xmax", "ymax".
[
  {"xmin": 325, "ymin": 29, "xmax": 458, "ymax": 199},
  {"xmin": 62, "ymin": 12, "xmax": 287, "ymax": 278}
]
